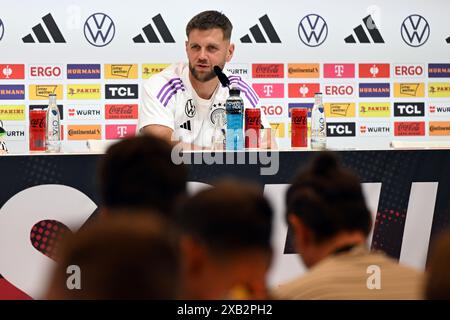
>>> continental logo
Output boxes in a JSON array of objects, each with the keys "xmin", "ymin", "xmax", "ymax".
[
  {"xmin": 0, "ymin": 105, "xmax": 25, "ymax": 120},
  {"xmin": 394, "ymin": 83, "xmax": 425, "ymax": 98},
  {"xmin": 359, "ymin": 102, "xmax": 391, "ymax": 117},
  {"xmin": 67, "ymin": 125, "xmax": 101, "ymax": 140},
  {"xmin": 29, "ymin": 85, "xmax": 63, "ymax": 100},
  {"xmin": 324, "ymin": 103, "xmax": 355, "ymax": 118},
  {"xmin": 270, "ymin": 122, "xmax": 285, "ymax": 138},
  {"xmin": 67, "ymin": 64, "xmax": 101, "ymax": 79},
  {"xmin": 105, "ymin": 64, "xmax": 138, "ymax": 79},
  {"xmin": 0, "ymin": 85, "xmax": 25, "ymax": 100},
  {"xmin": 67, "ymin": 84, "xmax": 101, "ymax": 100},
  {"xmin": 142, "ymin": 64, "xmax": 169, "ymax": 79},
  {"xmin": 428, "ymin": 83, "xmax": 450, "ymax": 98},
  {"xmin": 287, "ymin": 63, "xmax": 320, "ymax": 78},
  {"xmin": 429, "ymin": 121, "xmax": 450, "ymax": 136}
]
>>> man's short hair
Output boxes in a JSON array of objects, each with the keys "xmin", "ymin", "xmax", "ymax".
[
  {"xmin": 286, "ymin": 152, "xmax": 372, "ymax": 244},
  {"xmin": 177, "ymin": 180, "xmax": 273, "ymax": 257},
  {"xmin": 47, "ymin": 214, "xmax": 180, "ymax": 299},
  {"xmin": 426, "ymin": 228, "xmax": 450, "ymax": 299},
  {"xmin": 98, "ymin": 135, "xmax": 188, "ymax": 216},
  {"xmin": 186, "ymin": 10, "xmax": 233, "ymax": 40}
]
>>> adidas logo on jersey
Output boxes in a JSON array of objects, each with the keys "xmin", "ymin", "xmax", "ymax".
[{"xmin": 180, "ymin": 120, "xmax": 191, "ymax": 131}]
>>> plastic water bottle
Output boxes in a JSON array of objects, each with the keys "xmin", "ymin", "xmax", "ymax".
[
  {"xmin": 311, "ymin": 92, "xmax": 326, "ymax": 150},
  {"xmin": 46, "ymin": 94, "xmax": 61, "ymax": 152},
  {"xmin": 225, "ymin": 87, "xmax": 244, "ymax": 150}
]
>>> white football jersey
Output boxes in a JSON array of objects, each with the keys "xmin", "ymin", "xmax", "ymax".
[{"xmin": 138, "ymin": 62, "xmax": 269, "ymax": 147}]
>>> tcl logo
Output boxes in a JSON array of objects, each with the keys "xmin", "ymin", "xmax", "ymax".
[
  {"xmin": 324, "ymin": 84, "xmax": 354, "ymax": 97},
  {"xmin": 394, "ymin": 64, "xmax": 424, "ymax": 77},
  {"xmin": 105, "ymin": 85, "xmax": 138, "ymax": 99},
  {"xmin": 261, "ymin": 105, "xmax": 283, "ymax": 116},
  {"xmin": 29, "ymin": 65, "xmax": 63, "ymax": 79},
  {"xmin": 327, "ymin": 122, "xmax": 356, "ymax": 137},
  {"xmin": 394, "ymin": 103, "xmax": 425, "ymax": 117}
]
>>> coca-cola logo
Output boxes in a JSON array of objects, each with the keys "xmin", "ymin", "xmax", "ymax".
[
  {"xmin": 292, "ymin": 115, "xmax": 307, "ymax": 125},
  {"xmin": 246, "ymin": 116, "xmax": 261, "ymax": 127},
  {"xmin": 30, "ymin": 118, "xmax": 45, "ymax": 129},
  {"xmin": 394, "ymin": 121, "xmax": 425, "ymax": 136},
  {"xmin": 109, "ymin": 105, "xmax": 133, "ymax": 115},
  {"xmin": 256, "ymin": 65, "xmax": 279, "ymax": 73},
  {"xmin": 105, "ymin": 104, "xmax": 138, "ymax": 119},
  {"xmin": 252, "ymin": 64, "xmax": 284, "ymax": 78}
]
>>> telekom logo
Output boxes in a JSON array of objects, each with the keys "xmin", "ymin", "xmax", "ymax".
[
  {"xmin": 252, "ymin": 83, "xmax": 284, "ymax": 98},
  {"xmin": 116, "ymin": 126, "xmax": 127, "ymax": 137},
  {"xmin": 263, "ymin": 85, "xmax": 273, "ymax": 97},
  {"xmin": 324, "ymin": 64, "xmax": 355, "ymax": 78}
]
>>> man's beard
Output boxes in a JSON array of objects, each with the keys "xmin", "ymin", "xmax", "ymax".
[{"xmin": 189, "ymin": 62, "xmax": 221, "ymax": 82}]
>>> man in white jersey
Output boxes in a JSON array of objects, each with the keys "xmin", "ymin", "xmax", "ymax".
[{"xmin": 138, "ymin": 10, "xmax": 272, "ymax": 150}]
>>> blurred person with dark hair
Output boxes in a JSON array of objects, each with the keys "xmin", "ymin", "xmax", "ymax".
[
  {"xmin": 274, "ymin": 152, "xmax": 423, "ymax": 299},
  {"xmin": 98, "ymin": 134, "xmax": 188, "ymax": 217},
  {"xmin": 176, "ymin": 180, "xmax": 273, "ymax": 299},
  {"xmin": 425, "ymin": 228, "xmax": 450, "ymax": 299},
  {"xmin": 46, "ymin": 214, "xmax": 180, "ymax": 299}
]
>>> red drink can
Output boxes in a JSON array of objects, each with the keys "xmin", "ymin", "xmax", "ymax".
[
  {"xmin": 29, "ymin": 109, "xmax": 46, "ymax": 151},
  {"xmin": 291, "ymin": 108, "xmax": 308, "ymax": 147},
  {"xmin": 245, "ymin": 108, "xmax": 261, "ymax": 148}
]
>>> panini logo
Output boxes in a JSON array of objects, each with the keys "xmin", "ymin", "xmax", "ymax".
[
  {"xmin": 0, "ymin": 105, "xmax": 25, "ymax": 120},
  {"xmin": 393, "ymin": 64, "xmax": 424, "ymax": 77},
  {"xmin": 394, "ymin": 83, "xmax": 425, "ymax": 97},
  {"xmin": 429, "ymin": 122, "xmax": 450, "ymax": 136},
  {"xmin": 327, "ymin": 122, "xmax": 356, "ymax": 137},
  {"xmin": 68, "ymin": 125, "xmax": 101, "ymax": 140},
  {"xmin": 67, "ymin": 64, "xmax": 101, "ymax": 79},
  {"xmin": 270, "ymin": 122, "xmax": 285, "ymax": 138},
  {"xmin": 394, "ymin": 121, "xmax": 425, "ymax": 136},
  {"xmin": 323, "ymin": 64, "xmax": 355, "ymax": 78},
  {"xmin": 29, "ymin": 85, "xmax": 63, "ymax": 100},
  {"xmin": 240, "ymin": 14, "xmax": 281, "ymax": 44},
  {"xmin": 66, "ymin": 105, "xmax": 102, "ymax": 120},
  {"xmin": 4, "ymin": 125, "xmax": 26, "ymax": 141},
  {"xmin": 428, "ymin": 64, "xmax": 450, "ymax": 78},
  {"xmin": 359, "ymin": 102, "xmax": 391, "ymax": 117},
  {"xmin": 252, "ymin": 83, "xmax": 284, "ymax": 98},
  {"xmin": 252, "ymin": 64, "xmax": 284, "ymax": 78},
  {"xmin": 105, "ymin": 104, "xmax": 138, "ymax": 119},
  {"xmin": 0, "ymin": 85, "xmax": 25, "ymax": 100},
  {"xmin": 67, "ymin": 84, "xmax": 101, "ymax": 100},
  {"xmin": 105, "ymin": 124, "xmax": 137, "ymax": 139},
  {"xmin": 142, "ymin": 64, "xmax": 169, "ymax": 79},
  {"xmin": 105, "ymin": 64, "xmax": 138, "ymax": 79},
  {"xmin": 288, "ymin": 64, "xmax": 320, "ymax": 78},
  {"xmin": 0, "ymin": 65, "xmax": 25, "ymax": 80},
  {"xmin": 393, "ymin": 102, "xmax": 425, "ymax": 117},
  {"xmin": 429, "ymin": 83, "xmax": 450, "ymax": 98},
  {"xmin": 324, "ymin": 103, "xmax": 355, "ymax": 118},
  {"xmin": 288, "ymin": 83, "xmax": 320, "ymax": 98},
  {"xmin": 359, "ymin": 64, "xmax": 390, "ymax": 78},
  {"xmin": 359, "ymin": 83, "xmax": 390, "ymax": 97},
  {"xmin": 359, "ymin": 123, "xmax": 391, "ymax": 137},
  {"xmin": 429, "ymin": 103, "xmax": 450, "ymax": 116}
]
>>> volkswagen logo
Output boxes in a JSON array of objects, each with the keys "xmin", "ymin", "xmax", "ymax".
[
  {"xmin": 401, "ymin": 14, "xmax": 430, "ymax": 47},
  {"xmin": 0, "ymin": 19, "xmax": 4, "ymax": 41},
  {"xmin": 298, "ymin": 14, "xmax": 328, "ymax": 47},
  {"xmin": 84, "ymin": 13, "xmax": 115, "ymax": 47}
]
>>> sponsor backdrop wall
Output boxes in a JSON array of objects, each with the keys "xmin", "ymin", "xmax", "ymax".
[{"xmin": 1, "ymin": 0, "xmax": 450, "ymax": 152}]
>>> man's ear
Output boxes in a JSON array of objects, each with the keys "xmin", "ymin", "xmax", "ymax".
[
  {"xmin": 185, "ymin": 40, "xmax": 189, "ymax": 54},
  {"xmin": 288, "ymin": 214, "xmax": 312, "ymax": 251},
  {"xmin": 226, "ymin": 43, "xmax": 235, "ymax": 62}
]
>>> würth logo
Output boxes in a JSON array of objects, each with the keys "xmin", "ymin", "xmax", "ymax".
[
  {"xmin": 344, "ymin": 15, "xmax": 384, "ymax": 43},
  {"xmin": 240, "ymin": 14, "xmax": 281, "ymax": 44},
  {"xmin": 84, "ymin": 13, "xmax": 115, "ymax": 47},
  {"xmin": 401, "ymin": 14, "xmax": 430, "ymax": 47},
  {"xmin": 22, "ymin": 13, "xmax": 66, "ymax": 43},
  {"xmin": 133, "ymin": 14, "xmax": 175, "ymax": 43},
  {"xmin": 298, "ymin": 14, "xmax": 328, "ymax": 47}
]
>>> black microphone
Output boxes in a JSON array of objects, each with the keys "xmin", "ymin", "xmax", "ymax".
[{"xmin": 213, "ymin": 65, "xmax": 230, "ymax": 89}]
